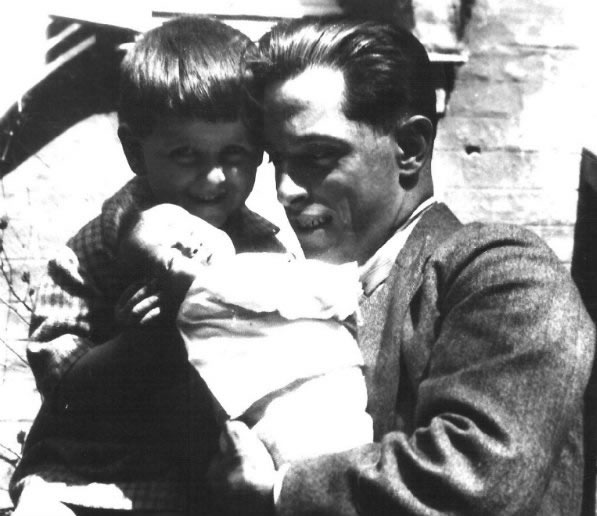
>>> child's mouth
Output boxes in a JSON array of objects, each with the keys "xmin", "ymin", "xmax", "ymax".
[{"xmin": 191, "ymin": 192, "xmax": 227, "ymax": 204}]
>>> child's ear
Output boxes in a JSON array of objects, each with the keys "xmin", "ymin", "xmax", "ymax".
[
  {"xmin": 393, "ymin": 115, "xmax": 434, "ymax": 179},
  {"xmin": 118, "ymin": 124, "xmax": 146, "ymax": 176}
]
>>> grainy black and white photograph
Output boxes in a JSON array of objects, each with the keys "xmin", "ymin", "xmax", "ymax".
[{"xmin": 0, "ymin": 0, "xmax": 596, "ymax": 515}]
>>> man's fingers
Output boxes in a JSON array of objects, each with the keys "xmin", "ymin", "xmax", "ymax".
[
  {"xmin": 219, "ymin": 420, "xmax": 276, "ymax": 472},
  {"xmin": 207, "ymin": 420, "xmax": 277, "ymax": 516},
  {"xmin": 220, "ymin": 420, "xmax": 255, "ymax": 456}
]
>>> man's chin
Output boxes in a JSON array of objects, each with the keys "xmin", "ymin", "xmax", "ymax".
[{"xmin": 297, "ymin": 230, "xmax": 346, "ymax": 264}]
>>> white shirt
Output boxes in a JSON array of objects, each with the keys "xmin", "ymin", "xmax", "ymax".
[{"xmin": 359, "ymin": 196, "xmax": 437, "ymax": 296}]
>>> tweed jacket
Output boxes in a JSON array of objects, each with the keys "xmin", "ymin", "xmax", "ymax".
[{"xmin": 277, "ymin": 203, "xmax": 596, "ymax": 516}]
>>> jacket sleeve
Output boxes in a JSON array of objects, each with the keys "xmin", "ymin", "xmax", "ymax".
[
  {"xmin": 28, "ymin": 214, "xmax": 121, "ymax": 399},
  {"xmin": 275, "ymin": 225, "xmax": 595, "ymax": 515}
]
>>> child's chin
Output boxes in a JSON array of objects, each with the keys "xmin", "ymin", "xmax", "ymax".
[{"xmin": 187, "ymin": 207, "xmax": 228, "ymax": 228}]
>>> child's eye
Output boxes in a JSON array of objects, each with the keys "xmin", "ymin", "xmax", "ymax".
[
  {"xmin": 221, "ymin": 146, "xmax": 258, "ymax": 167},
  {"xmin": 168, "ymin": 146, "xmax": 198, "ymax": 164}
]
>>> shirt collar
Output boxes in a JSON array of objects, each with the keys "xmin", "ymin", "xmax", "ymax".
[{"xmin": 359, "ymin": 196, "xmax": 437, "ymax": 296}]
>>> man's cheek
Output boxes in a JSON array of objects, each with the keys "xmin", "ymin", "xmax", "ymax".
[{"xmin": 334, "ymin": 198, "xmax": 352, "ymax": 227}]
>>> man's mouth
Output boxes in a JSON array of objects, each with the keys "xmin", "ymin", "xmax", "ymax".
[{"xmin": 291, "ymin": 213, "xmax": 332, "ymax": 231}]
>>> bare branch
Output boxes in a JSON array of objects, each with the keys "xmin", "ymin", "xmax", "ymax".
[
  {"xmin": 0, "ymin": 335, "xmax": 28, "ymax": 366},
  {"xmin": 0, "ymin": 252, "xmax": 32, "ymax": 312},
  {"xmin": 0, "ymin": 297, "xmax": 30, "ymax": 326}
]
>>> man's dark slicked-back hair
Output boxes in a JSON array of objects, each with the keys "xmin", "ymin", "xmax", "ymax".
[
  {"xmin": 119, "ymin": 16, "xmax": 260, "ymax": 137},
  {"xmin": 247, "ymin": 17, "xmax": 437, "ymax": 134}
]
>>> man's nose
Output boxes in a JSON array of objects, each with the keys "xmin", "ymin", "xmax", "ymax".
[{"xmin": 277, "ymin": 172, "xmax": 308, "ymax": 208}]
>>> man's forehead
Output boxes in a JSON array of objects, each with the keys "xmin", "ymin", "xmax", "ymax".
[
  {"xmin": 264, "ymin": 66, "xmax": 345, "ymax": 116},
  {"xmin": 263, "ymin": 66, "xmax": 347, "ymax": 136},
  {"xmin": 262, "ymin": 90, "xmax": 302, "ymax": 123}
]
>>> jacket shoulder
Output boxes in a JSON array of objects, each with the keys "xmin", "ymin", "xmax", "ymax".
[{"xmin": 430, "ymin": 221, "xmax": 563, "ymax": 272}]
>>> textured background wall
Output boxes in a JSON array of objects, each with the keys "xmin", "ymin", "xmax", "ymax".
[
  {"xmin": 0, "ymin": 0, "xmax": 596, "ymax": 509},
  {"xmin": 434, "ymin": 0, "xmax": 596, "ymax": 267}
]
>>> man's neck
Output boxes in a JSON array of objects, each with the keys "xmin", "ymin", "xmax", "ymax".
[{"xmin": 359, "ymin": 196, "xmax": 437, "ymax": 296}]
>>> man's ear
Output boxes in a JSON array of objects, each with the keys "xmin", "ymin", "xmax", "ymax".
[
  {"xmin": 118, "ymin": 124, "xmax": 146, "ymax": 176},
  {"xmin": 394, "ymin": 115, "xmax": 434, "ymax": 178}
]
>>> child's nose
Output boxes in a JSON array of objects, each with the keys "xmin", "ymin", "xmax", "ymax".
[{"xmin": 205, "ymin": 166, "xmax": 226, "ymax": 185}]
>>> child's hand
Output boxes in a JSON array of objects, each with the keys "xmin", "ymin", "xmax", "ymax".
[
  {"xmin": 115, "ymin": 279, "xmax": 162, "ymax": 328},
  {"xmin": 115, "ymin": 258, "xmax": 203, "ymax": 331},
  {"xmin": 157, "ymin": 252, "xmax": 202, "ymax": 319},
  {"xmin": 114, "ymin": 279, "xmax": 185, "ymax": 359}
]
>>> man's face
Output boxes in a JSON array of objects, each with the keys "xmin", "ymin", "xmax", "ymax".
[
  {"xmin": 264, "ymin": 66, "xmax": 406, "ymax": 265},
  {"xmin": 138, "ymin": 118, "xmax": 261, "ymax": 228}
]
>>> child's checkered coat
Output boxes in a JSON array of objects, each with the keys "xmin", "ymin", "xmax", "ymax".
[{"xmin": 10, "ymin": 176, "xmax": 285, "ymax": 512}]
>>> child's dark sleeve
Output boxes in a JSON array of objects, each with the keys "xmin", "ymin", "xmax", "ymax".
[{"xmin": 28, "ymin": 212, "xmax": 122, "ymax": 400}]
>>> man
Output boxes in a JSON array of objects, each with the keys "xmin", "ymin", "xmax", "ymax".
[{"xmin": 207, "ymin": 17, "xmax": 597, "ymax": 516}]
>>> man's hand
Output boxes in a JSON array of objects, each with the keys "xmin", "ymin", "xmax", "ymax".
[{"xmin": 207, "ymin": 420, "xmax": 277, "ymax": 516}]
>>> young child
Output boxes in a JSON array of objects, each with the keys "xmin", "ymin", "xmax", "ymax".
[
  {"xmin": 119, "ymin": 203, "xmax": 372, "ymax": 467},
  {"xmin": 11, "ymin": 16, "xmax": 286, "ymax": 516}
]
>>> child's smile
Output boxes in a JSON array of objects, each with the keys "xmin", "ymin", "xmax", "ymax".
[{"xmin": 138, "ymin": 117, "xmax": 261, "ymax": 228}]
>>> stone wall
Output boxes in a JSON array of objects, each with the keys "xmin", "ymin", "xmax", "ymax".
[{"xmin": 434, "ymin": 0, "xmax": 596, "ymax": 267}]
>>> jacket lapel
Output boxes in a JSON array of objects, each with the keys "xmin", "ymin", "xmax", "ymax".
[{"xmin": 360, "ymin": 203, "xmax": 462, "ymax": 439}]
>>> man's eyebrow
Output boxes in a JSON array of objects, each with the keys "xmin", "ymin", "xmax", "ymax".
[
  {"xmin": 295, "ymin": 135, "xmax": 348, "ymax": 147},
  {"xmin": 265, "ymin": 135, "xmax": 349, "ymax": 150},
  {"xmin": 264, "ymin": 100, "xmax": 302, "ymax": 120}
]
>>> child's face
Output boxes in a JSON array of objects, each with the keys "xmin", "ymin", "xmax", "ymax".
[{"xmin": 135, "ymin": 117, "xmax": 261, "ymax": 228}]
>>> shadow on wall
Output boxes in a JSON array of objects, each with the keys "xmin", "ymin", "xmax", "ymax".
[
  {"xmin": 0, "ymin": 17, "xmax": 135, "ymax": 179},
  {"xmin": 572, "ymin": 148, "xmax": 597, "ymax": 321},
  {"xmin": 570, "ymin": 147, "xmax": 597, "ymax": 516}
]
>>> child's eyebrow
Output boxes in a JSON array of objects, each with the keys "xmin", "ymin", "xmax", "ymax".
[
  {"xmin": 159, "ymin": 135, "xmax": 194, "ymax": 148},
  {"xmin": 220, "ymin": 145, "xmax": 255, "ymax": 155}
]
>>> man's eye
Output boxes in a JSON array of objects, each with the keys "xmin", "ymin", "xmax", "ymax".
[
  {"xmin": 168, "ymin": 147, "xmax": 198, "ymax": 164},
  {"xmin": 308, "ymin": 148, "xmax": 338, "ymax": 166},
  {"xmin": 294, "ymin": 151, "xmax": 338, "ymax": 171}
]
